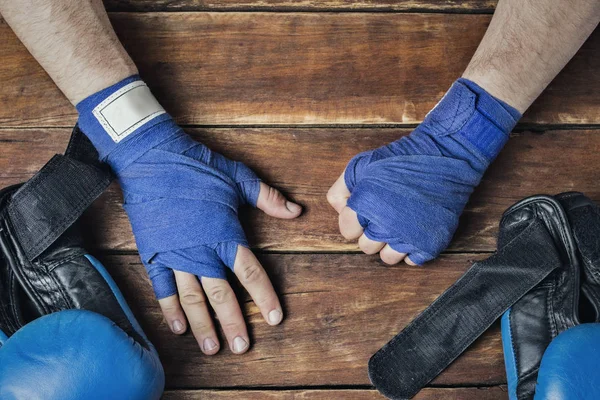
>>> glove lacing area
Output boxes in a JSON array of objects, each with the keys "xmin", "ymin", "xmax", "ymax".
[
  {"xmin": 344, "ymin": 79, "xmax": 521, "ymax": 264},
  {"xmin": 117, "ymin": 131, "xmax": 260, "ymax": 299}
]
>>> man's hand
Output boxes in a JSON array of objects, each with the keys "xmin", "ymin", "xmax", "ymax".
[
  {"xmin": 74, "ymin": 77, "xmax": 302, "ymax": 355},
  {"xmin": 327, "ymin": 79, "xmax": 521, "ymax": 266},
  {"xmin": 158, "ymin": 183, "xmax": 300, "ymax": 355},
  {"xmin": 327, "ymin": 173, "xmax": 418, "ymax": 266},
  {"xmin": 115, "ymin": 133, "xmax": 302, "ymax": 356}
]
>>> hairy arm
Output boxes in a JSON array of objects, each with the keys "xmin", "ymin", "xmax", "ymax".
[
  {"xmin": 463, "ymin": 0, "xmax": 600, "ymax": 113},
  {"xmin": 0, "ymin": 0, "xmax": 136, "ymax": 104}
]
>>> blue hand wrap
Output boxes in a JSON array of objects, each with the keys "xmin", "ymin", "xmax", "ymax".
[
  {"xmin": 344, "ymin": 79, "xmax": 521, "ymax": 264},
  {"xmin": 77, "ymin": 76, "xmax": 260, "ymax": 299}
]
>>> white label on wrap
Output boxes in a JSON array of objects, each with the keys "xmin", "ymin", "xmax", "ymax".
[{"xmin": 92, "ymin": 81, "xmax": 166, "ymax": 143}]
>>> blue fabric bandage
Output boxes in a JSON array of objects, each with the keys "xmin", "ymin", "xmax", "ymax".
[
  {"xmin": 344, "ymin": 78, "xmax": 522, "ymax": 264},
  {"xmin": 77, "ymin": 76, "xmax": 260, "ymax": 299}
]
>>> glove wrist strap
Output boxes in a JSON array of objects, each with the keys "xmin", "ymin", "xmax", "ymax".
[
  {"xmin": 368, "ymin": 211, "xmax": 563, "ymax": 400},
  {"xmin": 1, "ymin": 126, "xmax": 112, "ymax": 261}
]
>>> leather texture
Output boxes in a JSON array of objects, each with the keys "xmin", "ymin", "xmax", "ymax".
[
  {"xmin": 501, "ymin": 195, "xmax": 581, "ymax": 400},
  {"xmin": 502, "ymin": 192, "xmax": 600, "ymax": 400},
  {"xmin": 534, "ymin": 324, "xmax": 600, "ymax": 400},
  {"xmin": 368, "ymin": 193, "xmax": 566, "ymax": 400},
  {"xmin": 558, "ymin": 193, "xmax": 600, "ymax": 323},
  {"xmin": 0, "ymin": 126, "xmax": 164, "ymax": 399},
  {"xmin": 0, "ymin": 184, "xmax": 39, "ymax": 338},
  {"xmin": 0, "ymin": 184, "xmax": 145, "ymax": 345},
  {"xmin": 0, "ymin": 310, "xmax": 164, "ymax": 400}
]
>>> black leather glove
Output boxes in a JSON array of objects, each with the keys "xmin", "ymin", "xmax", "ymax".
[
  {"xmin": 0, "ymin": 127, "xmax": 164, "ymax": 400},
  {"xmin": 502, "ymin": 192, "xmax": 600, "ymax": 400}
]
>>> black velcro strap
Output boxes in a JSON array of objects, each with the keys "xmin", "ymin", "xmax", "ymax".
[
  {"xmin": 65, "ymin": 124, "xmax": 103, "ymax": 166},
  {"xmin": 5, "ymin": 126, "xmax": 112, "ymax": 261},
  {"xmin": 368, "ymin": 218, "xmax": 562, "ymax": 400}
]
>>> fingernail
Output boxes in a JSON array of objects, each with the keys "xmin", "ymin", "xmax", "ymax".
[
  {"xmin": 233, "ymin": 336, "xmax": 249, "ymax": 353},
  {"xmin": 268, "ymin": 309, "xmax": 282, "ymax": 325},
  {"xmin": 286, "ymin": 201, "xmax": 301, "ymax": 213},
  {"xmin": 172, "ymin": 319, "xmax": 184, "ymax": 333},
  {"xmin": 203, "ymin": 338, "xmax": 217, "ymax": 352}
]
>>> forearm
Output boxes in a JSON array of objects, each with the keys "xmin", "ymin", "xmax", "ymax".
[
  {"xmin": 463, "ymin": 0, "xmax": 600, "ymax": 113},
  {"xmin": 0, "ymin": 0, "xmax": 137, "ymax": 105}
]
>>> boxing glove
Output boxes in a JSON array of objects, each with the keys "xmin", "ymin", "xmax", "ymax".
[
  {"xmin": 0, "ymin": 126, "xmax": 165, "ymax": 399},
  {"xmin": 0, "ymin": 302, "xmax": 164, "ymax": 400},
  {"xmin": 534, "ymin": 324, "xmax": 600, "ymax": 400},
  {"xmin": 367, "ymin": 192, "xmax": 599, "ymax": 400},
  {"xmin": 368, "ymin": 194, "xmax": 572, "ymax": 399},
  {"xmin": 502, "ymin": 192, "xmax": 600, "ymax": 400},
  {"xmin": 557, "ymin": 193, "xmax": 600, "ymax": 323},
  {"xmin": 501, "ymin": 195, "xmax": 581, "ymax": 400}
]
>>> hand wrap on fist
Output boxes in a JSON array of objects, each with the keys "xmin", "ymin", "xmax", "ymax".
[
  {"xmin": 343, "ymin": 79, "xmax": 521, "ymax": 264},
  {"xmin": 77, "ymin": 76, "xmax": 261, "ymax": 299}
]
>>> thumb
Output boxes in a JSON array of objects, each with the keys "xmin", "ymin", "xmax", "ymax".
[
  {"xmin": 326, "ymin": 172, "xmax": 351, "ymax": 214},
  {"xmin": 256, "ymin": 182, "xmax": 302, "ymax": 219}
]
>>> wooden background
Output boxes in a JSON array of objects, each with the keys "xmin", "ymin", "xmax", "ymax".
[{"xmin": 1, "ymin": 1, "xmax": 599, "ymax": 399}]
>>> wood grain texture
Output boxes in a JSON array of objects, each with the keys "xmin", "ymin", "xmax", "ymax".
[
  {"xmin": 1, "ymin": 127, "xmax": 598, "ymax": 252},
  {"xmin": 99, "ymin": 253, "xmax": 506, "ymax": 388},
  {"xmin": 104, "ymin": 0, "xmax": 497, "ymax": 12},
  {"xmin": 163, "ymin": 387, "xmax": 508, "ymax": 399},
  {"xmin": 1, "ymin": 13, "xmax": 598, "ymax": 127}
]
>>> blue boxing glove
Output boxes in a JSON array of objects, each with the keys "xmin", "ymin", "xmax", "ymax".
[
  {"xmin": 535, "ymin": 324, "xmax": 600, "ymax": 400},
  {"xmin": 331, "ymin": 78, "xmax": 521, "ymax": 264},
  {"xmin": 0, "ymin": 310, "xmax": 164, "ymax": 400}
]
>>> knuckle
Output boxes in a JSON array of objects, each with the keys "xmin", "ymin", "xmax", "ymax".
[
  {"xmin": 180, "ymin": 291, "xmax": 206, "ymax": 308},
  {"xmin": 207, "ymin": 286, "xmax": 233, "ymax": 305},
  {"xmin": 339, "ymin": 222, "xmax": 357, "ymax": 239},
  {"xmin": 326, "ymin": 189, "xmax": 339, "ymax": 206},
  {"xmin": 222, "ymin": 321, "xmax": 244, "ymax": 333},
  {"xmin": 190, "ymin": 320, "xmax": 213, "ymax": 335},
  {"xmin": 254, "ymin": 294, "xmax": 273, "ymax": 309},
  {"xmin": 238, "ymin": 262, "xmax": 264, "ymax": 284},
  {"xmin": 359, "ymin": 242, "xmax": 377, "ymax": 255},
  {"xmin": 340, "ymin": 231, "xmax": 354, "ymax": 240},
  {"xmin": 160, "ymin": 302, "xmax": 181, "ymax": 314},
  {"xmin": 380, "ymin": 251, "xmax": 398, "ymax": 265},
  {"xmin": 265, "ymin": 186, "xmax": 284, "ymax": 205}
]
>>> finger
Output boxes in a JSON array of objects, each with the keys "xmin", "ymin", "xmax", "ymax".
[
  {"xmin": 327, "ymin": 172, "xmax": 351, "ymax": 213},
  {"xmin": 158, "ymin": 295, "xmax": 188, "ymax": 335},
  {"xmin": 358, "ymin": 234, "xmax": 385, "ymax": 255},
  {"xmin": 234, "ymin": 246, "xmax": 283, "ymax": 326},
  {"xmin": 256, "ymin": 182, "xmax": 302, "ymax": 219},
  {"xmin": 147, "ymin": 262, "xmax": 179, "ymax": 304},
  {"xmin": 201, "ymin": 276, "xmax": 250, "ymax": 354},
  {"xmin": 380, "ymin": 244, "xmax": 407, "ymax": 265},
  {"xmin": 339, "ymin": 206, "xmax": 363, "ymax": 240},
  {"xmin": 174, "ymin": 271, "xmax": 220, "ymax": 355},
  {"xmin": 405, "ymin": 257, "xmax": 418, "ymax": 266},
  {"xmin": 149, "ymin": 263, "xmax": 186, "ymax": 334}
]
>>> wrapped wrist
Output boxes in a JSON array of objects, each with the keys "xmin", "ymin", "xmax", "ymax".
[
  {"xmin": 76, "ymin": 75, "xmax": 179, "ymax": 173},
  {"xmin": 418, "ymin": 78, "xmax": 521, "ymax": 161}
]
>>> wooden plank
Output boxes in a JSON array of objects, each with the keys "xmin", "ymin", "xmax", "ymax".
[
  {"xmin": 163, "ymin": 387, "xmax": 508, "ymax": 399},
  {"xmin": 103, "ymin": 0, "xmax": 497, "ymax": 12},
  {"xmin": 0, "ymin": 13, "xmax": 598, "ymax": 127},
  {"xmin": 99, "ymin": 253, "xmax": 506, "ymax": 387},
  {"xmin": 1, "ymin": 127, "xmax": 598, "ymax": 252}
]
